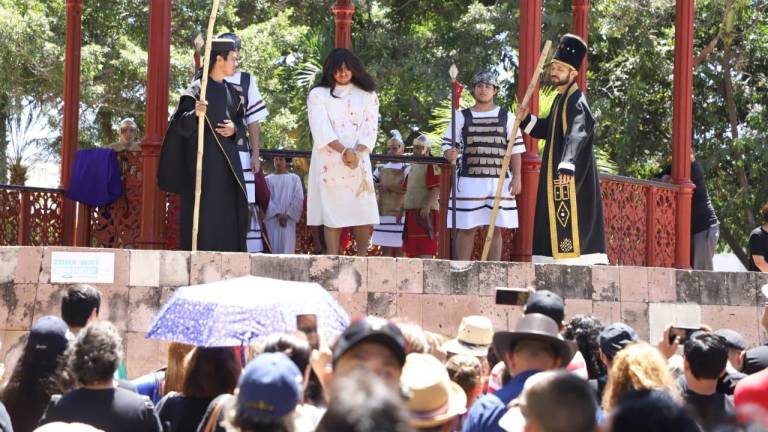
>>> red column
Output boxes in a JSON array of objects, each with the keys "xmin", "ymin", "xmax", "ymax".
[
  {"xmin": 572, "ymin": 0, "xmax": 590, "ymax": 92},
  {"xmin": 61, "ymin": 0, "xmax": 84, "ymax": 246},
  {"xmin": 137, "ymin": 0, "xmax": 171, "ymax": 250},
  {"xmin": 510, "ymin": 0, "xmax": 542, "ymax": 262},
  {"xmin": 332, "ymin": 0, "xmax": 355, "ymax": 49},
  {"xmin": 671, "ymin": 0, "xmax": 695, "ymax": 269}
]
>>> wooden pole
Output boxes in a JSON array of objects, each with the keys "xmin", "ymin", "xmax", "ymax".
[
  {"xmin": 191, "ymin": 0, "xmax": 221, "ymax": 252},
  {"xmin": 449, "ymin": 64, "xmax": 458, "ymax": 258},
  {"xmin": 481, "ymin": 40, "xmax": 552, "ymax": 261}
]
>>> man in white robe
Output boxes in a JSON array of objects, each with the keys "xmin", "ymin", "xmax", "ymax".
[{"xmin": 265, "ymin": 156, "xmax": 304, "ymax": 254}]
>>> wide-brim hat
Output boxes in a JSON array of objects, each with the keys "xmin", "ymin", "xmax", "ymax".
[
  {"xmin": 492, "ymin": 314, "xmax": 576, "ymax": 368},
  {"xmin": 442, "ymin": 315, "xmax": 493, "ymax": 357},
  {"xmin": 402, "ymin": 353, "xmax": 467, "ymax": 428},
  {"xmin": 551, "ymin": 33, "xmax": 587, "ymax": 71}
]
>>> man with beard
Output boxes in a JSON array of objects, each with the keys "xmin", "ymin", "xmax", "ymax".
[
  {"xmin": 519, "ymin": 34, "xmax": 607, "ymax": 264},
  {"xmin": 443, "ymin": 71, "xmax": 525, "ymax": 261}
]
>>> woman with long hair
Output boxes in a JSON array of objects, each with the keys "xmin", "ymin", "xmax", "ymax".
[
  {"xmin": 602, "ymin": 342, "xmax": 680, "ymax": 412},
  {"xmin": 156, "ymin": 346, "xmax": 241, "ymax": 431},
  {"xmin": 1, "ymin": 315, "xmax": 73, "ymax": 432},
  {"xmin": 306, "ymin": 48, "xmax": 380, "ymax": 256}
]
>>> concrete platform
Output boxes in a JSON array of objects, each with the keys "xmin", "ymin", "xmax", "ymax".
[{"xmin": 0, "ymin": 246, "xmax": 766, "ymax": 380}]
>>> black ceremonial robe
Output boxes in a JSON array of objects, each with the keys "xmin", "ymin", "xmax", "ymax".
[
  {"xmin": 158, "ymin": 78, "xmax": 249, "ymax": 252},
  {"xmin": 521, "ymin": 81, "xmax": 607, "ymax": 263}
]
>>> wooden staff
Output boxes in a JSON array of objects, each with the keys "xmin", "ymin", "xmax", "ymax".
[
  {"xmin": 191, "ymin": 0, "xmax": 221, "ymax": 252},
  {"xmin": 480, "ymin": 40, "xmax": 552, "ymax": 261},
  {"xmin": 449, "ymin": 64, "xmax": 459, "ymax": 257}
]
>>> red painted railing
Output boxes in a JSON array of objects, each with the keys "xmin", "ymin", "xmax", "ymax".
[
  {"xmin": 0, "ymin": 184, "xmax": 64, "ymax": 246},
  {"xmin": 1, "ymin": 157, "xmax": 678, "ymax": 267}
]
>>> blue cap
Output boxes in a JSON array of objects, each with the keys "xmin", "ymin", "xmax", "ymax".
[
  {"xmin": 598, "ymin": 323, "xmax": 638, "ymax": 360},
  {"xmin": 28, "ymin": 315, "xmax": 69, "ymax": 358},
  {"xmin": 236, "ymin": 352, "xmax": 302, "ymax": 420}
]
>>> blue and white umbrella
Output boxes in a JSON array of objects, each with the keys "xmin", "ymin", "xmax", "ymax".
[{"xmin": 146, "ymin": 276, "xmax": 349, "ymax": 347}]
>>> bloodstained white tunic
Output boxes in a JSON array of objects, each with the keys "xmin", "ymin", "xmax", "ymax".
[{"xmin": 307, "ymin": 84, "xmax": 380, "ymax": 228}]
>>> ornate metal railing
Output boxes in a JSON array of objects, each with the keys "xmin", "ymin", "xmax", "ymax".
[
  {"xmin": 2, "ymin": 153, "xmax": 678, "ymax": 267},
  {"xmin": 0, "ymin": 184, "xmax": 65, "ymax": 246}
]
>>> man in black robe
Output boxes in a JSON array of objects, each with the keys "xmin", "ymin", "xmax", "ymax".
[
  {"xmin": 519, "ymin": 34, "xmax": 608, "ymax": 264},
  {"xmin": 158, "ymin": 39, "xmax": 249, "ymax": 252}
]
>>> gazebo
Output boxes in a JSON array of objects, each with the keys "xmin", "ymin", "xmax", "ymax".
[{"xmin": 41, "ymin": 0, "xmax": 697, "ymax": 267}]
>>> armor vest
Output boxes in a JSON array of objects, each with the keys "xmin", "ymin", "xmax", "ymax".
[
  {"xmin": 377, "ymin": 165, "xmax": 407, "ymax": 216},
  {"xmin": 404, "ymin": 164, "xmax": 440, "ymax": 210},
  {"xmin": 460, "ymin": 108, "xmax": 509, "ymax": 178}
]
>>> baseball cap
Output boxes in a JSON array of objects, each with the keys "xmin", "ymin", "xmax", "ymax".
[
  {"xmin": 598, "ymin": 323, "xmax": 638, "ymax": 360},
  {"xmin": 332, "ymin": 317, "xmax": 407, "ymax": 367},
  {"xmin": 28, "ymin": 315, "xmax": 69, "ymax": 358},
  {"xmin": 743, "ymin": 346, "xmax": 768, "ymax": 375},
  {"xmin": 236, "ymin": 352, "xmax": 303, "ymax": 421},
  {"xmin": 523, "ymin": 290, "xmax": 565, "ymax": 325},
  {"xmin": 714, "ymin": 329, "xmax": 747, "ymax": 351}
]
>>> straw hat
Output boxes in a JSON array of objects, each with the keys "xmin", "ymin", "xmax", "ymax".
[
  {"xmin": 442, "ymin": 315, "xmax": 494, "ymax": 357},
  {"xmin": 401, "ymin": 353, "xmax": 467, "ymax": 428}
]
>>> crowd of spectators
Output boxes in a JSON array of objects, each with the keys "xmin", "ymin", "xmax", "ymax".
[{"xmin": 1, "ymin": 283, "xmax": 768, "ymax": 432}]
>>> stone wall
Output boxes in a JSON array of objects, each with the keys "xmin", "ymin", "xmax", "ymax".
[{"xmin": 1, "ymin": 246, "xmax": 766, "ymax": 381}]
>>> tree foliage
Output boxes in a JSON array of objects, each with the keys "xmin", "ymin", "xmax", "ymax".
[{"xmin": 0, "ymin": 0, "xmax": 766, "ymax": 262}]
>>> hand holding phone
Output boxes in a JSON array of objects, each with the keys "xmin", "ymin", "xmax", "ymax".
[{"xmin": 495, "ymin": 288, "xmax": 531, "ymax": 306}]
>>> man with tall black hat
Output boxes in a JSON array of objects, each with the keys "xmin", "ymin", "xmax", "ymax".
[
  {"xmin": 443, "ymin": 71, "xmax": 525, "ymax": 261},
  {"xmin": 158, "ymin": 38, "xmax": 249, "ymax": 252},
  {"xmin": 519, "ymin": 34, "xmax": 608, "ymax": 264}
]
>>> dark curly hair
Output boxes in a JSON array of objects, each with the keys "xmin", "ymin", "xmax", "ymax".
[
  {"xmin": 1, "ymin": 336, "xmax": 74, "ymax": 432},
  {"xmin": 315, "ymin": 48, "xmax": 376, "ymax": 96},
  {"xmin": 563, "ymin": 314, "xmax": 606, "ymax": 379},
  {"xmin": 71, "ymin": 321, "xmax": 123, "ymax": 385}
]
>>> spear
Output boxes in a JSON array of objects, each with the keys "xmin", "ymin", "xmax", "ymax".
[
  {"xmin": 481, "ymin": 40, "xmax": 552, "ymax": 261},
  {"xmin": 191, "ymin": 0, "xmax": 221, "ymax": 252},
  {"xmin": 449, "ymin": 64, "xmax": 459, "ymax": 258}
]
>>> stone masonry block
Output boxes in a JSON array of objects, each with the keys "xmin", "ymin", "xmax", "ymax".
[
  {"xmin": 220, "ymin": 252, "xmax": 251, "ymax": 279},
  {"xmin": 591, "ymin": 266, "xmax": 620, "ymax": 302},
  {"xmin": 697, "ymin": 271, "xmax": 729, "ymax": 305},
  {"xmin": 422, "ymin": 260, "xmax": 452, "ymax": 295},
  {"xmin": 421, "ymin": 294, "xmax": 481, "ymax": 336},
  {"xmin": 565, "ymin": 299, "xmax": 593, "ymax": 322},
  {"xmin": 367, "ymin": 257, "xmax": 396, "ymax": 293},
  {"xmin": 124, "ymin": 332, "xmax": 169, "ymax": 378},
  {"xmin": 1, "ymin": 330, "xmax": 28, "ymax": 383},
  {"xmin": 190, "ymin": 252, "xmax": 222, "ymax": 284},
  {"xmin": 592, "ymin": 301, "xmax": 621, "ymax": 326},
  {"xmin": 621, "ymin": 301, "xmax": 649, "ymax": 341},
  {"xmin": 99, "ymin": 285, "xmax": 131, "ymax": 331},
  {"xmin": 127, "ymin": 286, "xmax": 163, "ymax": 333},
  {"xmin": 14, "ymin": 247, "xmax": 43, "ymax": 284},
  {"xmin": 0, "ymin": 283, "xmax": 36, "ymax": 330},
  {"xmin": 331, "ymin": 292, "xmax": 367, "ymax": 319},
  {"xmin": 0, "ymin": 247, "xmax": 19, "ymax": 284},
  {"xmin": 676, "ymin": 270, "xmax": 701, "ymax": 303},
  {"xmin": 723, "ymin": 272, "xmax": 758, "ymax": 306},
  {"xmin": 475, "ymin": 261, "xmax": 507, "ymax": 297},
  {"xmin": 619, "ymin": 266, "xmax": 648, "ymax": 302},
  {"xmin": 649, "ymin": 302, "xmax": 702, "ymax": 346},
  {"xmin": 33, "ymin": 283, "xmax": 65, "ymax": 322},
  {"xmin": 507, "ymin": 262, "xmax": 535, "ymax": 290},
  {"xmin": 477, "ymin": 296, "xmax": 512, "ymax": 332},
  {"xmin": 129, "ymin": 250, "xmax": 160, "ymax": 288},
  {"xmin": 159, "ymin": 251, "xmax": 190, "ymax": 287},
  {"xmin": 310, "ymin": 256, "xmax": 366, "ymax": 293},
  {"xmin": 647, "ymin": 267, "xmax": 676, "ymax": 302},
  {"xmin": 535, "ymin": 264, "xmax": 592, "ymax": 299},
  {"xmin": 395, "ymin": 258, "xmax": 423, "ymax": 294},
  {"xmin": 701, "ymin": 305, "xmax": 760, "ymax": 347},
  {"xmin": 449, "ymin": 261, "xmax": 475, "ymax": 295},
  {"xmin": 396, "ymin": 293, "xmax": 423, "ymax": 326},
  {"xmin": 251, "ymin": 254, "xmax": 310, "ymax": 282},
  {"xmin": 367, "ymin": 292, "xmax": 397, "ymax": 318}
]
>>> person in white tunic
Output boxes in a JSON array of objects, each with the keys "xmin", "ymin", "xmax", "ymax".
[
  {"xmin": 372, "ymin": 130, "xmax": 409, "ymax": 257},
  {"xmin": 219, "ymin": 32, "xmax": 270, "ymax": 252},
  {"xmin": 307, "ymin": 48, "xmax": 380, "ymax": 256},
  {"xmin": 265, "ymin": 156, "xmax": 304, "ymax": 254},
  {"xmin": 443, "ymin": 71, "xmax": 525, "ymax": 261}
]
